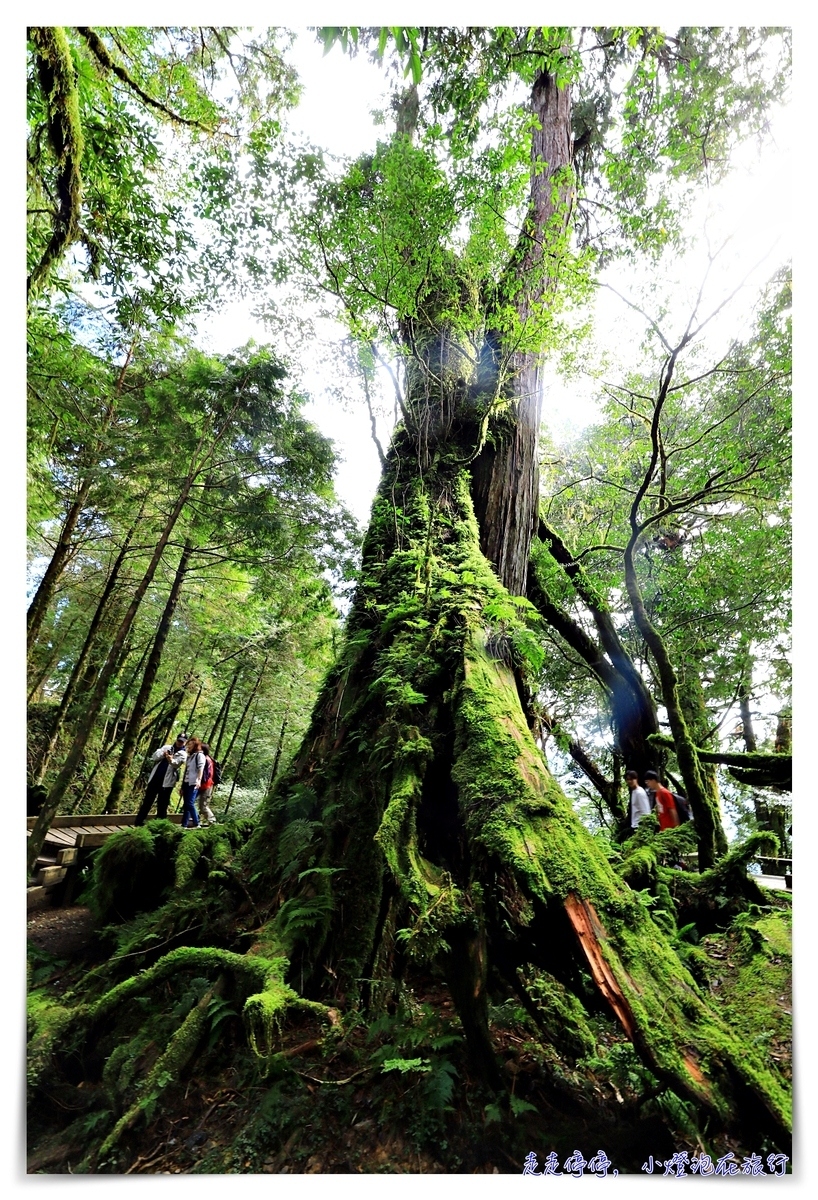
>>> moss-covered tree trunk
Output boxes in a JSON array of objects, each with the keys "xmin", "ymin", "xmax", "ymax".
[
  {"xmin": 236, "ymin": 63, "xmax": 787, "ymax": 1147},
  {"xmin": 244, "ymin": 425, "xmax": 789, "ymax": 1147}
]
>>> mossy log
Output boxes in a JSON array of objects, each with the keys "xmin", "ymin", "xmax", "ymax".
[
  {"xmin": 241, "ymin": 444, "xmax": 790, "ymax": 1149},
  {"xmin": 649, "ymin": 733, "xmax": 792, "ymax": 790}
]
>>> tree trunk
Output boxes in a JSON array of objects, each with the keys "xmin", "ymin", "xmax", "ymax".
[
  {"xmin": 238, "ymin": 63, "xmax": 786, "ymax": 1142},
  {"xmin": 26, "ymin": 616, "xmax": 79, "ymax": 703},
  {"xmin": 27, "ymin": 486, "xmax": 92, "ymax": 652},
  {"xmin": 220, "ymin": 662, "xmax": 267, "ymax": 775},
  {"xmin": 534, "ymin": 521, "xmax": 661, "ymax": 781},
  {"xmin": 210, "ymin": 669, "xmax": 241, "ymax": 756},
  {"xmin": 243, "ymin": 434, "xmax": 789, "ymax": 1146},
  {"xmin": 676, "ymin": 667, "xmax": 724, "ymax": 833},
  {"xmin": 268, "ymin": 712, "xmax": 289, "ymax": 791},
  {"xmin": 469, "ymin": 70, "xmax": 573, "ymax": 596},
  {"xmin": 623, "ymin": 543, "xmax": 728, "ymax": 870},
  {"xmin": 103, "ymin": 541, "xmax": 194, "ymax": 813},
  {"xmin": 27, "ymin": 341, "xmax": 135, "ymax": 650},
  {"xmin": 739, "ymin": 679, "xmax": 757, "ymax": 752},
  {"xmin": 222, "ymin": 701, "xmax": 258, "ymax": 816},
  {"xmin": 34, "ymin": 519, "xmax": 138, "ymax": 783},
  {"xmin": 184, "ymin": 681, "xmax": 204, "ymax": 736}
]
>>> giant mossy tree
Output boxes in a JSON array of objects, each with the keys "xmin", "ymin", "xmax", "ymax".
[
  {"xmin": 28, "ymin": 26, "xmax": 792, "ymax": 1165},
  {"xmin": 243, "ymin": 26, "xmax": 790, "ymax": 1141}
]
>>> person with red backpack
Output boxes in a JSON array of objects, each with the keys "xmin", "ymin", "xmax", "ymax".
[
  {"xmin": 198, "ymin": 742, "xmax": 218, "ymax": 825},
  {"xmin": 644, "ymin": 770, "xmax": 680, "ymax": 830}
]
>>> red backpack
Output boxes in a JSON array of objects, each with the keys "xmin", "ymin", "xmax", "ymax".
[{"xmin": 201, "ymin": 755, "xmax": 214, "ymax": 787}]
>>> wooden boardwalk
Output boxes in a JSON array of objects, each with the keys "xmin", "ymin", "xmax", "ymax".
[{"xmin": 27, "ymin": 813, "xmax": 183, "ymax": 908}]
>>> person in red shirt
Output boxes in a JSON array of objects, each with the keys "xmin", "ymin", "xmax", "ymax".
[{"xmin": 644, "ymin": 771, "xmax": 680, "ymax": 830}]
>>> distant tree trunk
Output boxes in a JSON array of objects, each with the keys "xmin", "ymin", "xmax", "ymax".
[
  {"xmin": 104, "ymin": 541, "xmax": 194, "ymax": 813},
  {"xmin": 26, "ymin": 343, "xmax": 135, "ymax": 650},
  {"xmin": 676, "ymin": 668, "xmax": 724, "ymax": 833},
  {"xmin": 26, "ymin": 616, "xmax": 79, "ymax": 703},
  {"xmin": 527, "ymin": 527, "xmax": 659, "ymax": 812},
  {"xmin": 222, "ymin": 702, "xmax": 259, "ymax": 816},
  {"xmin": 624, "ymin": 545, "xmax": 727, "ymax": 870},
  {"xmin": 774, "ymin": 709, "xmax": 791, "ymax": 754},
  {"xmin": 738, "ymin": 679, "xmax": 757, "ymax": 752},
  {"xmin": 27, "ymin": 486, "xmax": 92, "ymax": 651},
  {"xmin": 210, "ymin": 668, "xmax": 241, "ymax": 756},
  {"xmin": 34, "ymin": 520, "xmax": 138, "ymax": 783},
  {"xmin": 157, "ymin": 685, "xmax": 190, "ymax": 749},
  {"xmin": 268, "ymin": 713, "xmax": 289, "ymax": 791},
  {"xmin": 184, "ymin": 681, "xmax": 204, "ymax": 735},
  {"xmin": 220, "ymin": 662, "xmax": 268, "ymax": 774}
]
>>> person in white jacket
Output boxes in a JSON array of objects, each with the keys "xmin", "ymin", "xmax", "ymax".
[
  {"xmin": 135, "ymin": 734, "xmax": 188, "ymax": 825},
  {"xmin": 626, "ymin": 770, "xmax": 651, "ymax": 831}
]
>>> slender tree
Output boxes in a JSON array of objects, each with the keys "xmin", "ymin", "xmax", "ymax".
[{"xmin": 104, "ymin": 540, "xmax": 194, "ymax": 813}]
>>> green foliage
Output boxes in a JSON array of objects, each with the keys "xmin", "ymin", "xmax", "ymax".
[{"xmin": 28, "ymin": 26, "xmax": 299, "ymax": 319}]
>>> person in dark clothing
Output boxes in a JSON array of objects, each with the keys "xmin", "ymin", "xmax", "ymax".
[{"xmin": 135, "ymin": 733, "xmax": 187, "ymax": 825}]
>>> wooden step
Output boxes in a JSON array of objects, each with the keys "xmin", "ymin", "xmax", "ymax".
[
  {"xmin": 75, "ymin": 832, "xmax": 109, "ymax": 848},
  {"xmin": 36, "ymin": 865, "xmax": 68, "ymax": 887},
  {"xmin": 56, "ymin": 847, "xmax": 78, "ymax": 865},
  {"xmin": 27, "ymin": 886, "xmax": 52, "ymax": 911}
]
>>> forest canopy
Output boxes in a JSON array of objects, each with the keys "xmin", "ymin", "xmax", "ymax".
[{"xmin": 26, "ymin": 25, "xmax": 792, "ymax": 1177}]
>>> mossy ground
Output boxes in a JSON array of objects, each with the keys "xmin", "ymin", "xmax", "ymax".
[
  {"xmin": 698, "ymin": 903, "xmax": 792, "ymax": 1090},
  {"xmin": 27, "ymin": 890, "xmax": 792, "ymax": 1174}
]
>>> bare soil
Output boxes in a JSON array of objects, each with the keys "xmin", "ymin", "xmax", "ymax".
[{"xmin": 27, "ymin": 905, "xmax": 96, "ymax": 958}]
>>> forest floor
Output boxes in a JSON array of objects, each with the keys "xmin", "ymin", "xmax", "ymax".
[{"xmin": 27, "ymin": 897, "xmax": 792, "ymax": 1175}]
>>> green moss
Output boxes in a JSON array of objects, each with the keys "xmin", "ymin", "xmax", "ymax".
[
  {"xmin": 28, "ymin": 26, "xmax": 84, "ymax": 296},
  {"xmin": 229, "ymin": 450, "xmax": 790, "ymax": 1142},
  {"xmin": 27, "ymin": 990, "xmax": 73, "ymax": 1087},
  {"xmin": 523, "ymin": 969, "xmax": 597, "ymax": 1060},
  {"xmin": 87, "ymin": 821, "xmax": 183, "ymax": 921}
]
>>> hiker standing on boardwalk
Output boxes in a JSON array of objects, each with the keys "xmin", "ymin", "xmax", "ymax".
[
  {"xmin": 135, "ymin": 733, "xmax": 188, "ymax": 825},
  {"xmin": 644, "ymin": 770, "xmax": 680, "ymax": 830},
  {"xmin": 181, "ymin": 736, "xmax": 206, "ymax": 828},
  {"xmin": 197, "ymin": 743, "xmax": 218, "ymax": 826}
]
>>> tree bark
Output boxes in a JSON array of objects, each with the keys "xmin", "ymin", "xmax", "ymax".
[
  {"xmin": 470, "ymin": 69, "xmax": 573, "ymax": 597},
  {"xmin": 738, "ymin": 679, "xmax": 757, "ymax": 752},
  {"xmin": 210, "ymin": 667, "xmax": 241, "ymax": 756},
  {"xmin": 624, "ymin": 544, "xmax": 727, "ymax": 869},
  {"xmin": 526, "ymin": 533, "xmax": 659, "ymax": 800},
  {"xmin": 222, "ymin": 700, "xmax": 259, "ymax": 816},
  {"xmin": 27, "ymin": 482, "xmax": 93, "ymax": 651},
  {"xmin": 220, "ymin": 662, "xmax": 268, "ymax": 775},
  {"xmin": 27, "ymin": 340, "xmax": 135, "ymax": 651}
]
